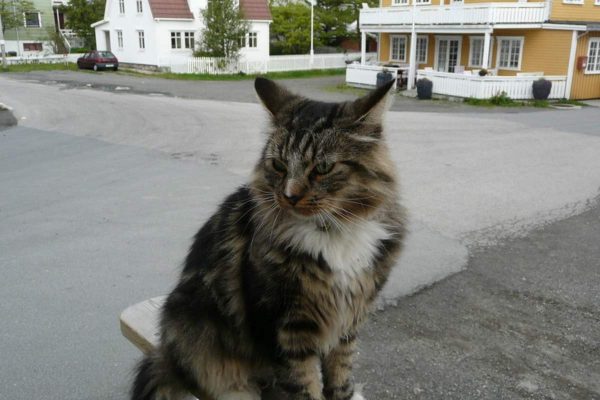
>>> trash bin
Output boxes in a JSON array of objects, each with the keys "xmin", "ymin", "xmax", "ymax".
[{"xmin": 376, "ymin": 70, "xmax": 393, "ymax": 88}]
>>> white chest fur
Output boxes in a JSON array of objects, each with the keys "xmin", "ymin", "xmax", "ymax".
[{"xmin": 280, "ymin": 218, "xmax": 390, "ymax": 280}]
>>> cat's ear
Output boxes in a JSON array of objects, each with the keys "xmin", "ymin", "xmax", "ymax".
[
  {"xmin": 254, "ymin": 77, "xmax": 297, "ymax": 117},
  {"xmin": 351, "ymin": 80, "xmax": 395, "ymax": 124}
]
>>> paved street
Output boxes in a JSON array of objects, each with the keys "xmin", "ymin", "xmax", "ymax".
[{"xmin": 0, "ymin": 72, "xmax": 599, "ymax": 400}]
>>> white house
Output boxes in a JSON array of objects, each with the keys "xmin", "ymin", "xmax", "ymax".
[{"xmin": 92, "ymin": 0, "xmax": 271, "ymax": 69}]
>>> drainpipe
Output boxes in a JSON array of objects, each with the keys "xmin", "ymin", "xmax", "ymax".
[
  {"xmin": 564, "ymin": 29, "xmax": 578, "ymax": 100},
  {"xmin": 0, "ymin": 16, "xmax": 6, "ymax": 67}
]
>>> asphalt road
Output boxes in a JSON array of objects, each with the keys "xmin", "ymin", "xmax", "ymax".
[{"xmin": 0, "ymin": 72, "xmax": 599, "ymax": 400}]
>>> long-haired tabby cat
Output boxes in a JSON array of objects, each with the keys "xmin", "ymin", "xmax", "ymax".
[{"xmin": 131, "ymin": 78, "xmax": 405, "ymax": 400}]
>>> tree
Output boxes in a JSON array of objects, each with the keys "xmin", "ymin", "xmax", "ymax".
[
  {"xmin": 198, "ymin": 0, "xmax": 249, "ymax": 60},
  {"xmin": 62, "ymin": 0, "xmax": 105, "ymax": 49},
  {"xmin": 0, "ymin": 0, "xmax": 35, "ymax": 35},
  {"xmin": 270, "ymin": 0, "xmax": 379, "ymax": 54},
  {"xmin": 270, "ymin": 3, "xmax": 316, "ymax": 55}
]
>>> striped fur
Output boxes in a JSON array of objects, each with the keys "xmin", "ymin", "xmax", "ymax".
[{"xmin": 131, "ymin": 78, "xmax": 405, "ymax": 400}]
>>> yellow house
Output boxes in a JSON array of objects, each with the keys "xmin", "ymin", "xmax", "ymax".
[{"xmin": 349, "ymin": 0, "xmax": 600, "ymax": 99}]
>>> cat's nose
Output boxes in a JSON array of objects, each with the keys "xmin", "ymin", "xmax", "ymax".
[{"xmin": 284, "ymin": 193, "xmax": 303, "ymax": 206}]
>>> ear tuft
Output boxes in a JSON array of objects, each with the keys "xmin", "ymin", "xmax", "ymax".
[
  {"xmin": 254, "ymin": 77, "xmax": 296, "ymax": 117},
  {"xmin": 352, "ymin": 80, "xmax": 395, "ymax": 124}
]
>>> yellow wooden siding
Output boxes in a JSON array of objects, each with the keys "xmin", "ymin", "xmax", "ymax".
[
  {"xmin": 379, "ymin": 33, "xmax": 391, "ymax": 62},
  {"xmin": 491, "ymin": 29, "xmax": 571, "ymax": 76},
  {"xmin": 550, "ymin": 0, "xmax": 600, "ymax": 23},
  {"xmin": 571, "ymin": 33, "xmax": 600, "ymax": 99}
]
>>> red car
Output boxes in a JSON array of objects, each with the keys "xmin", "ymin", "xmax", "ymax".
[{"xmin": 77, "ymin": 51, "xmax": 119, "ymax": 71}]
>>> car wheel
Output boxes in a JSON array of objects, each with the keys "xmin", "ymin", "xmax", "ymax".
[
  {"xmin": 93, "ymin": 64, "xmax": 99, "ymax": 71},
  {"xmin": 113, "ymin": 66, "xmax": 118, "ymax": 71}
]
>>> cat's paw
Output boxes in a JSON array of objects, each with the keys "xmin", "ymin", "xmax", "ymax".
[{"xmin": 351, "ymin": 392, "xmax": 365, "ymax": 400}]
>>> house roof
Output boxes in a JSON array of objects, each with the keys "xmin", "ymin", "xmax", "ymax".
[
  {"xmin": 239, "ymin": 0, "xmax": 272, "ymax": 21},
  {"xmin": 147, "ymin": 0, "xmax": 194, "ymax": 19}
]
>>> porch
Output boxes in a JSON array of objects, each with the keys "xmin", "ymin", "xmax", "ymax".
[
  {"xmin": 360, "ymin": 2, "xmax": 549, "ymax": 27},
  {"xmin": 416, "ymin": 69, "xmax": 567, "ymax": 99}
]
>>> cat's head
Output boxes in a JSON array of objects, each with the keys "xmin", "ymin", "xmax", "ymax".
[{"xmin": 251, "ymin": 77, "xmax": 397, "ymax": 225}]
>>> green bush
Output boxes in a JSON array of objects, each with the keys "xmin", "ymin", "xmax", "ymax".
[
  {"xmin": 69, "ymin": 47, "xmax": 90, "ymax": 54},
  {"xmin": 489, "ymin": 91, "xmax": 516, "ymax": 106}
]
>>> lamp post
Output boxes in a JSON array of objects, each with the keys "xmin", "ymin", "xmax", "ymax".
[{"xmin": 307, "ymin": 0, "xmax": 315, "ymax": 66}]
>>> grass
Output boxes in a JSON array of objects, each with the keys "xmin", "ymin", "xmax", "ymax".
[
  {"xmin": 323, "ymin": 83, "xmax": 370, "ymax": 96},
  {"xmin": 0, "ymin": 61, "xmax": 344, "ymax": 80},
  {"xmin": 119, "ymin": 68, "xmax": 346, "ymax": 81},
  {"xmin": 0, "ymin": 62, "xmax": 79, "ymax": 73},
  {"xmin": 158, "ymin": 68, "xmax": 345, "ymax": 80},
  {"xmin": 463, "ymin": 92, "xmax": 587, "ymax": 109}
]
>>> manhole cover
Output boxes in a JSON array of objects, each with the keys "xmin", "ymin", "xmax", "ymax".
[{"xmin": 550, "ymin": 103, "xmax": 581, "ymax": 110}]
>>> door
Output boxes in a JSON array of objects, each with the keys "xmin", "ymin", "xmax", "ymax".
[
  {"xmin": 436, "ymin": 37, "xmax": 462, "ymax": 73},
  {"xmin": 104, "ymin": 31, "xmax": 111, "ymax": 52}
]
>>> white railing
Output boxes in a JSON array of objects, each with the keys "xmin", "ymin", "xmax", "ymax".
[
  {"xmin": 360, "ymin": 2, "xmax": 548, "ymax": 27},
  {"xmin": 416, "ymin": 69, "xmax": 567, "ymax": 99},
  {"xmin": 185, "ymin": 52, "xmax": 377, "ymax": 74},
  {"xmin": 346, "ymin": 63, "xmax": 400, "ymax": 88}
]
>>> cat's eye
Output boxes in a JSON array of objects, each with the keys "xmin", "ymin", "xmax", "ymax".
[
  {"xmin": 313, "ymin": 162, "xmax": 335, "ymax": 176},
  {"xmin": 271, "ymin": 159, "xmax": 287, "ymax": 173}
]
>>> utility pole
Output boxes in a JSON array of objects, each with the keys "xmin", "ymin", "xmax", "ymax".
[{"xmin": 0, "ymin": 15, "xmax": 6, "ymax": 67}]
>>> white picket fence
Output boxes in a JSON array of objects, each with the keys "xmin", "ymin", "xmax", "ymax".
[
  {"xmin": 185, "ymin": 52, "xmax": 377, "ymax": 74},
  {"xmin": 417, "ymin": 70, "xmax": 567, "ymax": 100}
]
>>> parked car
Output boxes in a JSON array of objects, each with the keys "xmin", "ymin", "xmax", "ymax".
[{"xmin": 77, "ymin": 51, "xmax": 119, "ymax": 71}]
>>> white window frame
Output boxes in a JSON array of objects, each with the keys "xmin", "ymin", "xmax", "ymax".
[
  {"xmin": 24, "ymin": 12, "xmax": 42, "ymax": 28},
  {"xmin": 119, "ymin": 0, "xmax": 125, "ymax": 14},
  {"xmin": 138, "ymin": 30, "xmax": 145, "ymax": 50},
  {"xmin": 468, "ymin": 36, "xmax": 484, "ymax": 67},
  {"xmin": 496, "ymin": 36, "xmax": 524, "ymax": 71},
  {"xmin": 562, "ymin": 0, "xmax": 583, "ymax": 4},
  {"xmin": 415, "ymin": 0, "xmax": 432, "ymax": 5},
  {"xmin": 23, "ymin": 42, "xmax": 43, "ymax": 51},
  {"xmin": 434, "ymin": 35, "xmax": 462, "ymax": 73},
  {"xmin": 171, "ymin": 32, "xmax": 182, "ymax": 49},
  {"xmin": 247, "ymin": 32, "xmax": 258, "ymax": 48},
  {"xmin": 184, "ymin": 31, "xmax": 195, "ymax": 49},
  {"xmin": 391, "ymin": 0, "xmax": 409, "ymax": 6},
  {"xmin": 116, "ymin": 30, "xmax": 124, "ymax": 49},
  {"xmin": 390, "ymin": 34, "xmax": 408, "ymax": 62},
  {"xmin": 586, "ymin": 38, "xmax": 600, "ymax": 74},
  {"xmin": 136, "ymin": 0, "xmax": 143, "ymax": 13},
  {"xmin": 416, "ymin": 36, "xmax": 428, "ymax": 64}
]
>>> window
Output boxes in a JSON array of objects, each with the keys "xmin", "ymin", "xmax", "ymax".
[
  {"xmin": 497, "ymin": 37, "xmax": 523, "ymax": 70},
  {"xmin": 239, "ymin": 35, "xmax": 246, "ymax": 47},
  {"xmin": 119, "ymin": 0, "xmax": 125, "ymax": 14},
  {"xmin": 392, "ymin": 0, "xmax": 408, "ymax": 5},
  {"xmin": 469, "ymin": 37, "xmax": 484, "ymax": 67},
  {"xmin": 184, "ymin": 32, "xmax": 195, "ymax": 49},
  {"xmin": 138, "ymin": 31, "xmax": 145, "ymax": 49},
  {"xmin": 24, "ymin": 12, "xmax": 41, "ymax": 28},
  {"xmin": 596, "ymin": 0, "xmax": 600, "ymax": 5},
  {"xmin": 136, "ymin": 0, "xmax": 143, "ymax": 13},
  {"xmin": 171, "ymin": 32, "xmax": 181, "ymax": 49},
  {"xmin": 417, "ymin": 36, "xmax": 428, "ymax": 64},
  {"xmin": 248, "ymin": 32, "xmax": 257, "ymax": 48},
  {"xmin": 586, "ymin": 38, "xmax": 600, "ymax": 74},
  {"xmin": 116, "ymin": 30, "xmax": 124, "ymax": 49},
  {"xmin": 390, "ymin": 35, "xmax": 407, "ymax": 62},
  {"xmin": 415, "ymin": 0, "xmax": 431, "ymax": 4},
  {"xmin": 563, "ymin": 0, "xmax": 583, "ymax": 4},
  {"xmin": 23, "ymin": 42, "xmax": 43, "ymax": 51}
]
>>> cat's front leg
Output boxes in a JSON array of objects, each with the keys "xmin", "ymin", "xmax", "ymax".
[
  {"xmin": 275, "ymin": 354, "xmax": 324, "ymax": 400},
  {"xmin": 275, "ymin": 322, "xmax": 325, "ymax": 400},
  {"xmin": 322, "ymin": 335, "xmax": 363, "ymax": 400}
]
